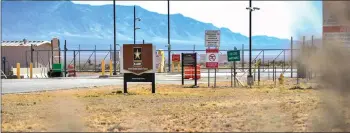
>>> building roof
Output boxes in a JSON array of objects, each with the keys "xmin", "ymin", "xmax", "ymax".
[{"xmin": 1, "ymin": 40, "xmax": 51, "ymax": 46}]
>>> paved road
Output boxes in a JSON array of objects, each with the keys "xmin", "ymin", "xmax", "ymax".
[
  {"xmin": 2, "ymin": 70, "xmax": 297, "ymax": 94},
  {"xmin": 1, "ymin": 74, "xmax": 209, "ymax": 94}
]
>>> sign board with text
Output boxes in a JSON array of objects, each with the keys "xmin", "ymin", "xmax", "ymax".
[
  {"xmin": 182, "ymin": 53, "xmax": 196, "ymax": 66},
  {"xmin": 227, "ymin": 50, "xmax": 240, "ymax": 61},
  {"xmin": 323, "ymin": 1, "xmax": 350, "ymax": 48},
  {"xmin": 120, "ymin": 44, "xmax": 156, "ymax": 93},
  {"xmin": 172, "ymin": 54, "xmax": 181, "ymax": 62},
  {"xmin": 206, "ymin": 48, "xmax": 219, "ymax": 68},
  {"xmin": 205, "ymin": 30, "xmax": 221, "ymax": 47}
]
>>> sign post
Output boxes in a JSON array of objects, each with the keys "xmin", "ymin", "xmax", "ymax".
[
  {"xmin": 227, "ymin": 47, "xmax": 241, "ymax": 87},
  {"xmin": 205, "ymin": 30, "xmax": 220, "ymax": 88},
  {"xmin": 172, "ymin": 54, "xmax": 181, "ymax": 72},
  {"xmin": 121, "ymin": 44, "xmax": 156, "ymax": 93},
  {"xmin": 181, "ymin": 53, "xmax": 198, "ymax": 87}
]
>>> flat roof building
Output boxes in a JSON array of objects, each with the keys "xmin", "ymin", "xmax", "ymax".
[{"xmin": 1, "ymin": 38, "xmax": 60, "ymax": 75}]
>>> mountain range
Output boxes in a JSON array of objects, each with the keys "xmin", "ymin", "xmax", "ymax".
[{"xmin": 2, "ymin": 1, "xmax": 291, "ymax": 50}]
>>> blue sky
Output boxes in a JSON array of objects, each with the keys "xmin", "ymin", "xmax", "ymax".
[{"xmin": 73, "ymin": 1, "xmax": 321, "ymax": 40}]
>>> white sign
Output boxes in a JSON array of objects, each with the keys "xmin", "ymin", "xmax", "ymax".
[
  {"xmin": 205, "ymin": 30, "xmax": 221, "ymax": 47},
  {"xmin": 323, "ymin": 1, "xmax": 350, "ymax": 48},
  {"xmin": 206, "ymin": 48, "xmax": 219, "ymax": 68}
]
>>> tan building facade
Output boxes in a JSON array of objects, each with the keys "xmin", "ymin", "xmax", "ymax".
[{"xmin": 1, "ymin": 38, "xmax": 60, "ymax": 75}]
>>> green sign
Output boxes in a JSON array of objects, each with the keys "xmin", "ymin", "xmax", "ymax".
[{"xmin": 227, "ymin": 50, "xmax": 240, "ymax": 61}]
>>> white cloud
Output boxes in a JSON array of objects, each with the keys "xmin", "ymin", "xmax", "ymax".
[{"xmin": 72, "ymin": 1, "xmax": 321, "ymax": 39}]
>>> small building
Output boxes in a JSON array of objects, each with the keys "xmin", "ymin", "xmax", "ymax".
[{"xmin": 1, "ymin": 38, "xmax": 60, "ymax": 75}]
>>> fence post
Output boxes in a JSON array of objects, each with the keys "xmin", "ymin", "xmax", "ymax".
[
  {"xmin": 95, "ymin": 45, "xmax": 97, "ymax": 72},
  {"xmin": 291, "ymin": 36, "xmax": 293, "ymax": 78},
  {"xmin": 262, "ymin": 50, "xmax": 264, "ymax": 71},
  {"xmin": 274, "ymin": 64, "xmax": 276, "ymax": 86},
  {"xmin": 48, "ymin": 48, "xmax": 50, "ymax": 69},
  {"xmin": 272, "ymin": 62, "xmax": 274, "ymax": 81},
  {"xmin": 268, "ymin": 60, "xmax": 270, "ymax": 80},
  {"xmin": 73, "ymin": 50, "xmax": 76, "ymax": 76},
  {"xmin": 58, "ymin": 39, "xmax": 61, "ymax": 63},
  {"xmin": 254, "ymin": 60, "xmax": 256, "ymax": 81},
  {"xmin": 234, "ymin": 61, "xmax": 236, "ymax": 87},
  {"xmin": 36, "ymin": 51, "xmax": 39, "ymax": 67},
  {"xmin": 64, "ymin": 40, "xmax": 67, "ymax": 77},
  {"xmin": 79, "ymin": 44, "xmax": 81, "ymax": 71},
  {"xmin": 258, "ymin": 64, "xmax": 260, "ymax": 86},
  {"xmin": 208, "ymin": 69, "xmax": 210, "ymax": 87},
  {"xmin": 242, "ymin": 44, "xmax": 244, "ymax": 71},
  {"xmin": 231, "ymin": 62, "xmax": 233, "ymax": 87},
  {"xmin": 283, "ymin": 50, "xmax": 285, "ymax": 72},
  {"xmin": 51, "ymin": 40, "xmax": 54, "ymax": 68}
]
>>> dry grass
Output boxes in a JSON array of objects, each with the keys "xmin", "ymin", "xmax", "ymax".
[{"xmin": 2, "ymin": 82, "xmax": 350, "ymax": 132}]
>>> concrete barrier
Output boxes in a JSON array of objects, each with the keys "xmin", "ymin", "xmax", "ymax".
[{"xmin": 12, "ymin": 67, "xmax": 48, "ymax": 78}]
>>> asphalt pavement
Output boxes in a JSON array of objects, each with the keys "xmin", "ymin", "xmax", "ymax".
[{"xmin": 1, "ymin": 69, "xmax": 297, "ymax": 94}]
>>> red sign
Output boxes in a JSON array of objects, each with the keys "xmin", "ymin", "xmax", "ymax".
[
  {"xmin": 206, "ymin": 48, "xmax": 219, "ymax": 68},
  {"xmin": 172, "ymin": 54, "xmax": 181, "ymax": 62}
]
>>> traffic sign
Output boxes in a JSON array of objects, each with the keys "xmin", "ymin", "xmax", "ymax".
[
  {"xmin": 227, "ymin": 50, "xmax": 240, "ymax": 61},
  {"xmin": 205, "ymin": 30, "xmax": 220, "ymax": 47},
  {"xmin": 172, "ymin": 54, "xmax": 181, "ymax": 62},
  {"xmin": 206, "ymin": 48, "xmax": 219, "ymax": 68}
]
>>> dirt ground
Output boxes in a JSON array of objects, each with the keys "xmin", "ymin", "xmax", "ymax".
[{"xmin": 2, "ymin": 80, "xmax": 350, "ymax": 132}]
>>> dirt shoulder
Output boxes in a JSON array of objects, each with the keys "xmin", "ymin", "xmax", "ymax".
[{"xmin": 2, "ymin": 82, "xmax": 350, "ymax": 132}]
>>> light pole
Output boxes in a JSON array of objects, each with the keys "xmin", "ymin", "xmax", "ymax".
[
  {"xmin": 113, "ymin": 0, "xmax": 117, "ymax": 75},
  {"xmin": 246, "ymin": 0, "xmax": 260, "ymax": 86},
  {"xmin": 167, "ymin": 0, "xmax": 171, "ymax": 72},
  {"xmin": 134, "ymin": 5, "xmax": 141, "ymax": 44}
]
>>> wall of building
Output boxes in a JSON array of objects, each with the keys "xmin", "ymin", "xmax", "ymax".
[{"xmin": 1, "ymin": 38, "xmax": 59, "ymax": 75}]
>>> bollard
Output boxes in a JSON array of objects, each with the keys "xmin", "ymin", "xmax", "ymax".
[
  {"xmin": 109, "ymin": 60, "xmax": 113, "ymax": 76},
  {"xmin": 171, "ymin": 63, "xmax": 174, "ymax": 72},
  {"xmin": 101, "ymin": 60, "xmax": 105, "ymax": 76},
  {"xmin": 17, "ymin": 63, "xmax": 20, "ymax": 79},
  {"xmin": 30, "ymin": 63, "xmax": 33, "ymax": 79}
]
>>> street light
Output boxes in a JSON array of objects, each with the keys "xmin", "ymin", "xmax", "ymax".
[
  {"xmin": 246, "ymin": 0, "xmax": 260, "ymax": 86},
  {"xmin": 113, "ymin": 0, "xmax": 117, "ymax": 75},
  {"xmin": 167, "ymin": 0, "xmax": 171, "ymax": 73},
  {"xmin": 134, "ymin": 5, "xmax": 141, "ymax": 44}
]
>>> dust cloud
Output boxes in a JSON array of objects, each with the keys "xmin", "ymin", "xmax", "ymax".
[{"xmin": 295, "ymin": 1, "xmax": 350, "ymax": 131}]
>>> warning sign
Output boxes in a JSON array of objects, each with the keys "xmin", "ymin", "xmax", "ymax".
[
  {"xmin": 206, "ymin": 48, "xmax": 219, "ymax": 68},
  {"xmin": 205, "ymin": 30, "xmax": 221, "ymax": 47}
]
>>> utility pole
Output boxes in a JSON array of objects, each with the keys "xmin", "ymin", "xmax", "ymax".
[
  {"xmin": 167, "ymin": 0, "xmax": 171, "ymax": 72},
  {"xmin": 113, "ymin": 0, "xmax": 117, "ymax": 75},
  {"xmin": 246, "ymin": 0, "xmax": 260, "ymax": 86}
]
